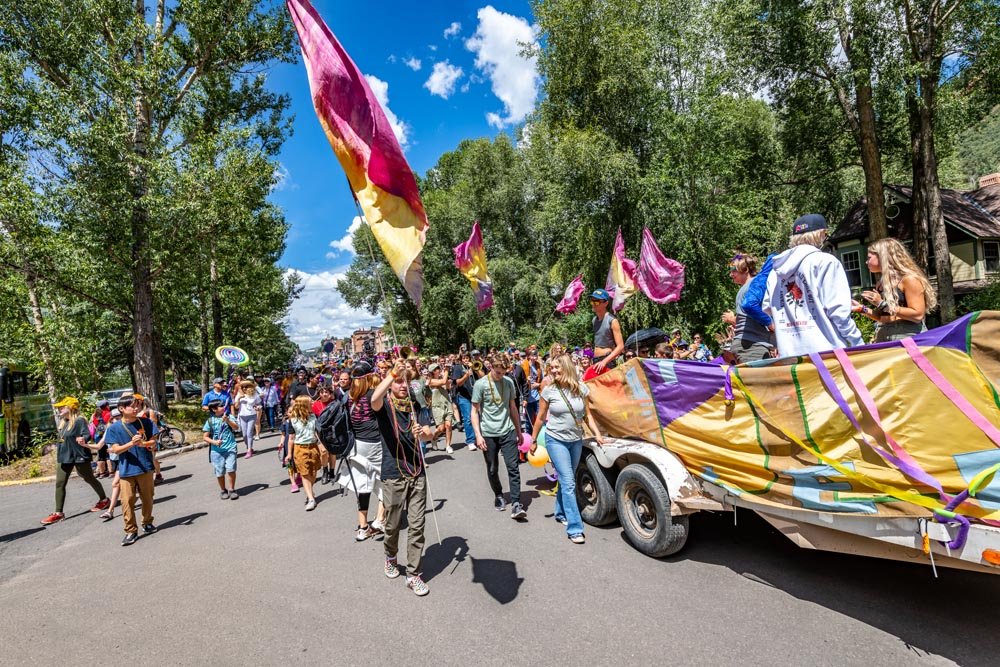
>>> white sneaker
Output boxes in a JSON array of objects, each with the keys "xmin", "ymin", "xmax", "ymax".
[
  {"xmin": 446, "ymin": 445, "xmax": 454, "ymax": 454},
  {"xmin": 467, "ymin": 444, "xmax": 477, "ymax": 451},
  {"xmin": 305, "ymin": 499, "xmax": 316, "ymax": 511},
  {"xmin": 371, "ymin": 518, "xmax": 385, "ymax": 532}
]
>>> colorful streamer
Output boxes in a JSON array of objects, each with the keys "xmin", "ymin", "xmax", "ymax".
[
  {"xmin": 637, "ymin": 227, "xmax": 684, "ymax": 304},
  {"xmin": 605, "ymin": 228, "xmax": 638, "ymax": 312},
  {"xmin": 287, "ymin": 0, "xmax": 428, "ymax": 306},
  {"xmin": 555, "ymin": 274, "xmax": 586, "ymax": 314},
  {"xmin": 453, "ymin": 221, "xmax": 494, "ymax": 311}
]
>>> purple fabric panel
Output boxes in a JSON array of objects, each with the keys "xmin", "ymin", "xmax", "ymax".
[{"xmin": 642, "ymin": 359, "xmax": 725, "ymax": 428}]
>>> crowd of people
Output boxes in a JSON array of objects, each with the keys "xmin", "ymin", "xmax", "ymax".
[{"xmin": 36, "ymin": 211, "xmax": 938, "ymax": 598}]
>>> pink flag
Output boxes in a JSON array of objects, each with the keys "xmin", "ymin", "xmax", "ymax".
[
  {"xmin": 453, "ymin": 222, "xmax": 494, "ymax": 311},
  {"xmin": 287, "ymin": 0, "xmax": 427, "ymax": 306},
  {"xmin": 605, "ymin": 228, "xmax": 638, "ymax": 312},
  {"xmin": 555, "ymin": 275, "xmax": 586, "ymax": 314},
  {"xmin": 637, "ymin": 227, "xmax": 685, "ymax": 304}
]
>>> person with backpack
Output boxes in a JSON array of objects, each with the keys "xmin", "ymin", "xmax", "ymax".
[
  {"xmin": 312, "ymin": 385, "xmax": 338, "ymax": 485},
  {"xmin": 335, "ymin": 361, "xmax": 387, "ymax": 541},
  {"xmin": 203, "ymin": 400, "xmax": 240, "ymax": 500}
]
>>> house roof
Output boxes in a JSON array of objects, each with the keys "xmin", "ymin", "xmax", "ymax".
[{"xmin": 831, "ymin": 184, "xmax": 1000, "ymax": 243}]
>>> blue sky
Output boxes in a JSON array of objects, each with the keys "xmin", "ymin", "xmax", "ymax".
[{"xmin": 267, "ymin": 1, "xmax": 538, "ymax": 347}]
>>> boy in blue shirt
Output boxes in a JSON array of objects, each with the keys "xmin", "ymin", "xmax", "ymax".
[
  {"xmin": 105, "ymin": 393, "xmax": 158, "ymax": 546},
  {"xmin": 203, "ymin": 401, "xmax": 240, "ymax": 499},
  {"xmin": 201, "ymin": 377, "xmax": 232, "ymax": 412}
]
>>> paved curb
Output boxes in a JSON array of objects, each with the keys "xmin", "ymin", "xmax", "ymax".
[{"xmin": 0, "ymin": 440, "xmax": 209, "ymax": 488}]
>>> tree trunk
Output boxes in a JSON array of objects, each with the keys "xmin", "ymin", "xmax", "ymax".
[
  {"xmin": 856, "ymin": 82, "xmax": 888, "ymax": 240},
  {"xmin": 210, "ymin": 239, "xmax": 224, "ymax": 378},
  {"xmin": 24, "ymin": 271, "xmax": 59, "ymax": 415},
  {"xmin": 919, "ymin": 75, "xmax": 955, "ymax": 322},
  {"xmin": 129, "ymin": 0, "xmax": 167, "ymax": 411},
  {"xmin": 907, "ymin": 85, "xmax": 929, "ymax": 268}
]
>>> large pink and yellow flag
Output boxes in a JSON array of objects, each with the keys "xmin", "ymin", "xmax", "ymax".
[
  {"xmin": 287, "ymin": 0, "xmax": 427, "ymax": 306},
  {"xmin": 453, "ymin": 221, "xmax": 494, "ymax": 311},
  {"xmin": 605, "ymin": 228, "xmax": 638, "ymax": 312}
]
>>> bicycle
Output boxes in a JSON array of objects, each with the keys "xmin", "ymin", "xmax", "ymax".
[{"xmin": 153, "ymin": 411, "xmax": 187, "ymax": 449}]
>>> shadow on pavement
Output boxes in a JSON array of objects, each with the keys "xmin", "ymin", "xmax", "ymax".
[
  {"xmin": 253, "ymin": 446, "xmax": 280, "ymax": 456},
  {"xmin": 425, "ymin": 497, "xmax": 446, "ymax": 514},
  {"xmin": 153, "ymin": 494, "xmax": 177, "ymax": 504},
  {"xmin": 156, "ymin": 512, "xmax": 208, "ymax": 532},
  {"xmin": 673, "ymin": 510, "xmax": 999, "ymax": 667},
  {"xmin": 471, "ymin": 556, "xmax": 523, "ymax": 604},
  {"xmin": 159, "ymin": 473, "xmax": 192, "ymax": 485},
  {"xmin": 424, "ymin": 454, "xmax": 454, "ymax": 465},
  {"xmin": 422, "ymin": 536, "xmax": 469, "ymax": 581},
  {"xmin": 0, "ymin": 527, "xmax": 46, "ymax": 544},
  {"xmin": 237, "ymin": 483, "xmax": 269, "ymax": 496},
  {"xmin": 315, "ymin": 486, "xmax": 348, "ymax": 503}
]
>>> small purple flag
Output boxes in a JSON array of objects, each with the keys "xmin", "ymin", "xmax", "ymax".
[
  {"xmin": 637, "ymin": 227, "xmax": 684, "ymax": 304},
  {"xmin": 555, "ymin": 274, "xmax": 586, "ymax": 314}
]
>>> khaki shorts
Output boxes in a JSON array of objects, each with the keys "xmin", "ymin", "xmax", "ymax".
[
  {"xmin": 431, "ymin": 404, "xmax": 452, "ymax": 426},
  {"xmin": 293, "ymin": 444, "xmax": 321, "ymax": 476}
]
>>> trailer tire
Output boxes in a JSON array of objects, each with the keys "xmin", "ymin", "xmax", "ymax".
[
  {"xmin": 615, "ymin": 463, "xmax": 688, "ymax": 558},
  {"xmin": 576, "ymin": 451, "xmax": 617, "ymax": 526}
]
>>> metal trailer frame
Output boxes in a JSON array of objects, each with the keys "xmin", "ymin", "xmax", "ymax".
[{"xmin": 582, "ymin": 436, "xmax": 1000, "ymax": 575}]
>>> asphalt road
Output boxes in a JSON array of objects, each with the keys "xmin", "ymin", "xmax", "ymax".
[{"xmin": 1, "ymin": 430, "xmax": 997, "ymax": 667}]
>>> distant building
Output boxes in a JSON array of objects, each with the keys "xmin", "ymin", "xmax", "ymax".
[
  {"xmin": 830, "ymin": 183, "xmax": 1000, "ymax": 295},
  {"xmin": 981, "ymin": 172, "xmax": 1000, "ymax": 188},
  {"xmin": 351, "ymin": 327, "xmax": 387, "ymax": 356}
]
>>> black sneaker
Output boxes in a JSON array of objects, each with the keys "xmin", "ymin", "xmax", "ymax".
[
  {"xmin": 494, "ymin": 495, "xmax": 506, "ymax": 512},
  {"xmin": 142, "ymin": 523, "xmax": 158, "ymax": 534},
  {"xmin": 511, "ymin": 502, "xmax": 527, "ymax": 520},
  {"xmin": 121, "ymin": 532, "xmax": 138, "ymax": 546},
  {"xmin": 220, "ymin": 490, "xmax": 229, "ymax": 500}
]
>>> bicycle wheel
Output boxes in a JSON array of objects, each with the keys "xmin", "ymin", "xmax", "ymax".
[
  {"xmin": 167, "ymin": 426, "xmax": 186, "ymax": 447},
  {"xmin": 159, "ymin": 427, "xmax": 185, "ymax": 449}
]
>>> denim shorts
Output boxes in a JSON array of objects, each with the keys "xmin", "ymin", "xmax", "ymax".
[{"xmin": 210, "ymin": 449, "xmax": 237, "ymax": 476}]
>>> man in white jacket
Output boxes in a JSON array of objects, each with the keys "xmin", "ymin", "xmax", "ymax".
[{"xmin": 764, "ymin": 214, "xmax": 863, "ymax": 357}]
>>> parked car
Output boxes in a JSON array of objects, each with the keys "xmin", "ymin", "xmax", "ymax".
[{"xmin": 166, "ymin": 381, "xmax": 200, "ymax": 400}]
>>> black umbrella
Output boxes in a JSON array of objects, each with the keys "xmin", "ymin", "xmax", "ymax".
[{"xmin": 624, "ymin": 327, "xmax": 667, "ymax": 350}]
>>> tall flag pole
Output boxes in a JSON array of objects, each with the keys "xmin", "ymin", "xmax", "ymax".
[
  {"xmin": 287, "ymin": 0, "xmax": 428, "ymax": 306},
  {"xmin": 637, "ymin": 227, "xmax": 685, "ymax": 304},
  {"xmin": 453, "ymin": 221, "xmax": 494, "ymax": 311}
]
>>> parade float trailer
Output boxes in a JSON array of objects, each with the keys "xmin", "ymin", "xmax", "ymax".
[{"xmin": 576, "ymin": 311, "xmax": 1000, "ymax": 575}]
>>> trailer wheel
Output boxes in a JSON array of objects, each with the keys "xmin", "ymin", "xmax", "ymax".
[
  {"xmin": 615, "ymin": 464, "xmax": 688, "ymax": 557},
  {"xmin": 576, "ymin": 451, "xmax": 617, "ymax": 526}
]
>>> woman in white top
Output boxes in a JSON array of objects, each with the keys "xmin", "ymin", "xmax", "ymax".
[
  {"xmin": 232, "ymin": 380, "xmax": 262, "ymax": 458},
  {"xmin": 529, "ymin": 354, "xmax": 604, "ymax": 544}
]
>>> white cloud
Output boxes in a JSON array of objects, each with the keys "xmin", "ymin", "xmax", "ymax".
[
  {"xmin": 283, "ymin": 268, "xmax": 384, "ymax": 347},
  {"xmin": 270, "ymin": 162, "xmax": 294, "ymax": 192},
  {"xmin": 428, "ymin": 44, "xmax": 438, "ymax": 52},
  {"xmin": 424, "ymin": 61, "xmax": 464, "ymax": 99},
  {"xmin": 404, "ymin": 56, "xmax": 422, "ymax": 71},
  {"xmin": 387, "ymin": 54, "xmax": 397, "ymax": 64},
  {"xmin": 465, "ymin": 6, "xmax": 540, "ymax": 128},
  {"xmin": 328, "ymin": 216, "xmax": 362, "ymax": 256},
  {"xmin": 444, "ymin": 21, "xmax": 462, "ymax": 38},
  {"xmin": 363, "ymin": 74, "xmax": 410, "ymax": 148}
]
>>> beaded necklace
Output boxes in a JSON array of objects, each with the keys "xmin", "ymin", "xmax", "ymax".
[{"xmin": 387, "ymin": 392, "xmax": 422, "ymax": 478}]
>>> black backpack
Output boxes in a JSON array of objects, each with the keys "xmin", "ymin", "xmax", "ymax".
[{"xmin": 317, "ymin": 399, "xmax": 354, "ymax": 458}]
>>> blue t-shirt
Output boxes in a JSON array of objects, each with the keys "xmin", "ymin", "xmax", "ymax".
[
  {"xmin": 202, "ymin": 389, "xmax": 232, "ymax": 410},
  {"xmin": 203, "ymin": 416, "xmax": 237, "ymax": 454},
  {"xmin": 104, "ymin": 418, "xmax": 156, "ymax": 478}
]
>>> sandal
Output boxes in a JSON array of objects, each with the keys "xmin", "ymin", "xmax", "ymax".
[{"xmin": 100, "ymin": 510, "xmax": 113, "ymax": 522}]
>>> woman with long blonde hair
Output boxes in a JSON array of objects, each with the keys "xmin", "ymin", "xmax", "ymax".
[
  {"xmin": 284, "ymin": 395, "xmax": 321, "ymax": 511},
  {"xmin": 529, "ymin": 355, "xmax": 604, "ymax": 544},
  {"xmin": 232, "ymin": 379, "xmax": 261, "ymax": 458},
  {"xmin": 857, "ymin": 238, "xmax": 936, "ymax": 342},
  {"xmin": 40, "ymin": 396, "xmax": 109, "ymax": 524}
]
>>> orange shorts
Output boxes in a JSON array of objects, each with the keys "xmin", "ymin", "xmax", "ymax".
[{"xmin": 293, "ymin": 444, "xmax": 321, "ymax": 477}]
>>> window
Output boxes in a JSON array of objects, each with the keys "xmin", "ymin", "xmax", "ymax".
[
  {"xmin": 985, "ymin": 241, "xmax": 1000, "ymax": 273},
  {"xmin": 841, "ymin": 250, "xmax": 862, "ymax": 287}
]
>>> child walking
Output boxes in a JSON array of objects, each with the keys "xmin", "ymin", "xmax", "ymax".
[{"xmin": 204, "ymin": 401, "xmax": 240, "ymax": 499}]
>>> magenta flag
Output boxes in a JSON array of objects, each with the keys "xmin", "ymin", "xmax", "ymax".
[
  {"xmin": 637, "ymin": 227, "xmax": 684, "ymax": 304},
  {"xmin": 453, "ymin": 222, "xmax": 494, "ymax": 311},
  {"xmin": 605, "ymin": 228, "xmax": 639, "ymax": 312},
  {"xmin": 555, "ymin": 274, "xmax": 586, "ymax": 314}
]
